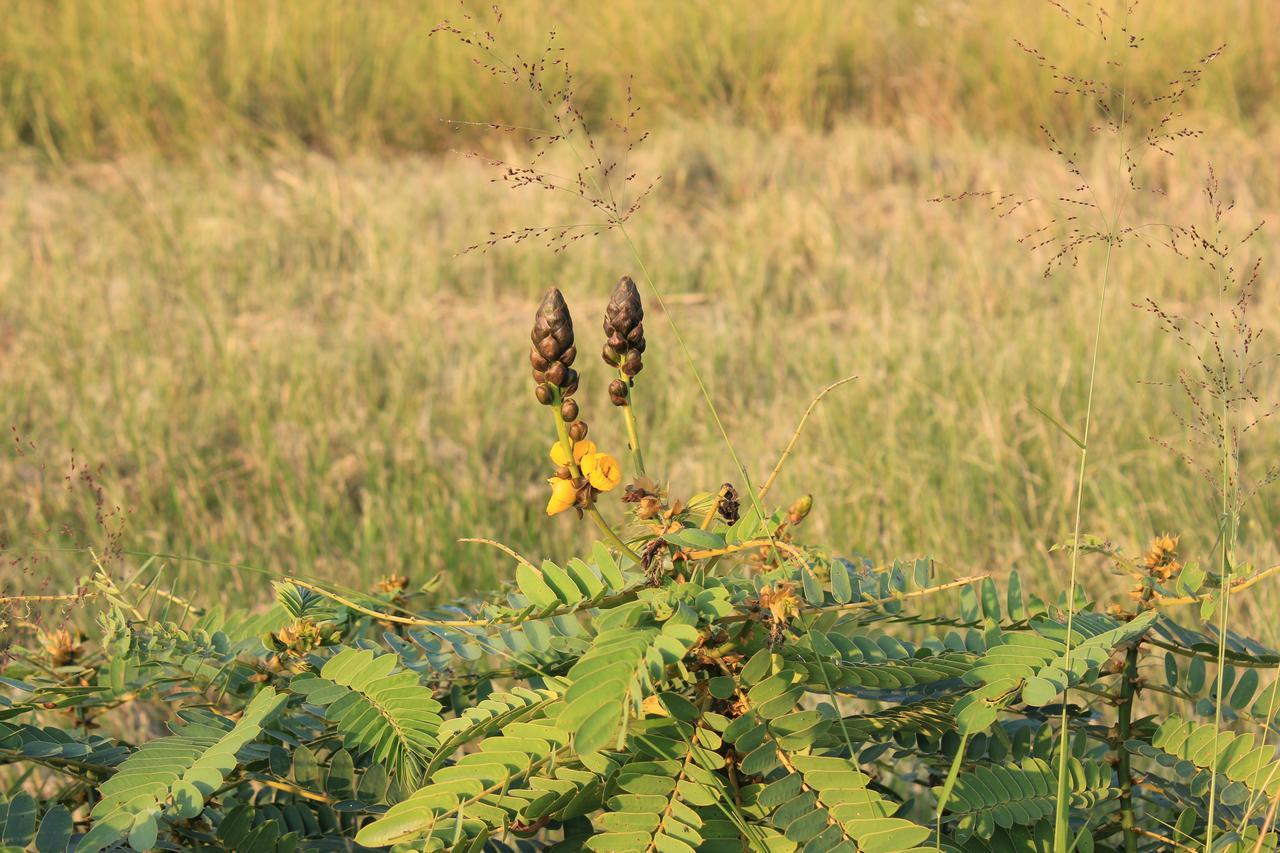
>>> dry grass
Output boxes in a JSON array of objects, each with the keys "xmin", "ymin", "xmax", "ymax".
[
  {"xmin": 3, "ymin": 113, "xmax": 1279, "ymax": 634},
  {"xmin": 0, "ymin": 0, "xmax": 1276, "ymax": 160}
]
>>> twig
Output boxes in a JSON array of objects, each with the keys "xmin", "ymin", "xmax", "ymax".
[
  {"xmin": 457, "ymin": 538, "xmax": 539, "ymax": 572},
  {"xmin": 757, "ymin": 376, "xmax": 858, "ymax": 502},
  {"xmin": 1153, "ymin": 562, "xmax": 1280, "ymax": 607}
]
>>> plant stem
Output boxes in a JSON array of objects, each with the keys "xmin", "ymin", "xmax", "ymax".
[
  {"xmin": 1054, "ymin": 11, "xmax": 1130, "ymax": 844},
  {"xmin": 585, "ymin": 506, "xmax": 641, "ymax": 564},
  {"xmin": 551, "ymin": 391, "xmax": 643, "ymax": 565},
  {"xmin": 1053, "ymin": 236, "xmax": 1114, "ymax": 850},
  {"xmin": 619, "ymin": 370, "xmax": 646, "ymax": 477},
  {"xmin": 1207, "ymin": 314, "xmax": 1237, "ymax": 850},
  {"xmin": 1116, "ymin": 640, "xmax": 1141, "ymax": 853}
]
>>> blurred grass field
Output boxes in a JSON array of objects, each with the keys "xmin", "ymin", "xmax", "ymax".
[{"xmin": 3, "ymin": 1, "xmax": 1280, "ymax": 619}]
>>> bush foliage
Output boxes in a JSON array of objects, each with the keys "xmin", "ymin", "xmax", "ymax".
[{"xmin": 4, "ymin": 484, "xmax": 1280, "ymax": 850}]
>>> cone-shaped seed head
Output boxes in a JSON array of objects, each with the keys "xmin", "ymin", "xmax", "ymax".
[
  {"xmin": 531, "ymin": 288, "xmax": 577, "ymax": 397},
  {"xmin": 602, "ymin": 276, "xmax": 645, "ymax": 370}
]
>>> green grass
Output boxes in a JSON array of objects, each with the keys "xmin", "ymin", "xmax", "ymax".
[
  {"xmin": 1, "ymin": 0, "xmax": 1277, "ymax": 160},
  {"xmin": 3, "ymin": 113, "xmax": 1279, "ymax": 618}
]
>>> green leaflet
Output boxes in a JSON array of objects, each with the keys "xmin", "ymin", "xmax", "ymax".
[
  {"xmin": 758, "ymin": 754, "xmax": 932, "ymax": 851},
  {"xmin": 936, "ymin": 756, "xmax": 1117, "ymax": 842},
  {"xmin": 965, "ymin": 610, "xmax": 1158, "ymax": 708},
  {"xmin": 78, "ymin": 687, "xmax": 286, "ymax": 853},
  {"xmin": 1135, "ymin": 714, "xmax": 1280, "ymax": 801},
  {"xmin": 561, "ymin": 622, "xmax": 699, "ymax": 754},
  {"xmin": 354, "ymin": 717, "xmax": 595, "ymax": 848},
  {"xmin": 428, "ymin": 685, "xmax": 562, "ymax": 775},
  {"xmin": 289, "ymin": 647, "xmax": 444, "ymax": 784},
  {"xmin": 587, "ymin": 716, "xmax": 728, "ymax": 852}
]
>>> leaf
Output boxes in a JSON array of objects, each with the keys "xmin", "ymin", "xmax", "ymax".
[
  {"xmin": 129, "ymin": 812, "xmax": 159, "ymax": 852},
  {"xmin": 34, "ymin": 805, "xmax": 73, "ymax": 853},
  {"xmin": 0, "ymin": 794, "xmax": 36, "ymax": 847},
  {"xmin": 295, "ymin": 649, "xmax": 443, "ymax": 785},
  {"xmin": 515, "ymin": 564, "xmax": 560, "ymax": 609},
  {"xmin": 663, "ymin": 527, "xmax": 726, "ymax": 551},
  {"xmin": 1028, "ymin": 399, "xmax": 1085, "ymax": 449},
  {"xmin": 79, "ymin": 687, "xmax": 286, "ymax": 853}
]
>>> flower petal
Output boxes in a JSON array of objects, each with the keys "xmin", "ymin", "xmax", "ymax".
[
  {"xmin": 545, "ymin": 476, "xmax": 577, "ymax": 515},
  {"xmin": 582, "ymin": 452, "xmax": 622, "ymax": 491},
  {"xmin": 550, "ymin": 441, "xmax": 572, "ymax": 466}
]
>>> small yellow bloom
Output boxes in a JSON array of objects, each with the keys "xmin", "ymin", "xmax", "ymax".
[
  {"xmin": 580, "ymin": 452, "xmax": 622, "ymax": 491},
  {"xmin": 550, "ymin": 439, "xmax": 596, "ymax": 467},
  {"xmin": 546, "ymin": 476, "xmax": 578, "ymax": 516}
]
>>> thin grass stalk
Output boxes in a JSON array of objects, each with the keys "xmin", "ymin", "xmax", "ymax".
[
  {"xmin": 1053, "ymin": 13, "xmax": 1130, "ymax": 844},
  {"xmin": 1206, "ymin": 226, "xmax": 1240, "ymax": 850}
]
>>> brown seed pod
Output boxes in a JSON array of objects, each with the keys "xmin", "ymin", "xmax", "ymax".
[
  {"xmin": 534, "ymin": 384, "xmax": 554, "ymax": 405},
  {"xmin": 530, "ymin": 288, "xmax": 577, "ymax": 390},
  {"xmin": 560, "ymin": 399, "xmax": 579, "ymax": 422},
  {"xmin": 602, "ymin": 276, "xmax": 645, "ymax": 376},
  {"xmin": 622, "ymin": 351, "xmax": 643, "ymax": 377},
  {"xmin": 718, "ymin": 483, "xmax": 741, "ymax": 524},
  {"xmin": 568, "ymin": 421, "xmax": 588, "ymax": 441}
]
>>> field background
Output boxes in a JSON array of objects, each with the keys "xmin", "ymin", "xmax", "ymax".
[{"xmin": 3, "ymin": 1, "xmax": 1280, "ymax": 627}]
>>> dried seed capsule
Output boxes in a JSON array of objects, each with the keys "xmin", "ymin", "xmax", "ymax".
[
  {"xmin": 718, "ymin": 483, "xmax": 740, "ymax": 524},
  {"xmin": 568, "ymin": 421, "xmax": 588, "ymax": 441},
  {"xmin": 560, "ymin": 399, "xmax": 579, "ymax": 422},
  {"xmin": 622, "ymin": 351, "xmax": 643, "ymax": 377},
  {"xmin": 530, "ymin": 288, "xmax": 577, "ymax": 389},
  {"xmin": 534, "ymin": 384, "xmax": 554, "ymax": 405},
  {"xmin": 602, "ymin": 276, "xmax": 646, "ymax": 377}
]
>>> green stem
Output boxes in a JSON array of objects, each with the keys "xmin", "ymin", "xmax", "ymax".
[
  {"xmin": 550, "ymin": 391, "xmax": 643, "ymax": 565},
  {"xmin": 1207, "ymin": 343, "xmax": 1236, "ymax": 850},
  {"xmin": 619, "ymin": 371, "xmax": 646, "ymax": 477},
  {"xmin": 1117, "ymin": 640, "xmax": 1141, "ymax": 853},
  {"xmin": 585, "ymin": 506, "xmax": 641, "ymax": 565},
  {"xmin": 1054, "ymin": 12, "xmax": 1130, "ymax": 845}
]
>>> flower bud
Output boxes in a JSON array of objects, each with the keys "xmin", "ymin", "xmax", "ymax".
[
  {"xmin": 560, "ymin": 399, "xmax": 579, "ymax": 422},
  {"xmin": 608, "ymin": 379, "xmax": 628, "ymax": 406},
  {"xmin": 787, "ymin": 494, "xmax": 813, "ymax": 525},
  {"xmin": 568, "ymin": 421, "xmax": 588, "ymax": 441},
  {"xmin": 534, "ymin": 384, "xmax": 554, "ymax": 405}
]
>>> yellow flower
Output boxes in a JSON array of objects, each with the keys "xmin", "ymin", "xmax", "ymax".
[
  {"xmin": 580, "ymin": 452, "xmax": 622, "ymax": 491},
  {"xmin": 546, "ymin": 476, "xmax": 578, "ymax": 516},
  {"xmin": 550, "ymin": 439, "xmax": 596, "ymax": 467}
]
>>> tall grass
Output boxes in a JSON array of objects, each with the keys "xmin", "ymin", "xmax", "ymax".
[
  {"xmin": 3, "ymin": 117, "xmax": 1279, "ymax": 614},
  {"xmin": 0, "ymin": 0, "xmax": 1277, "ymax": 161}
]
